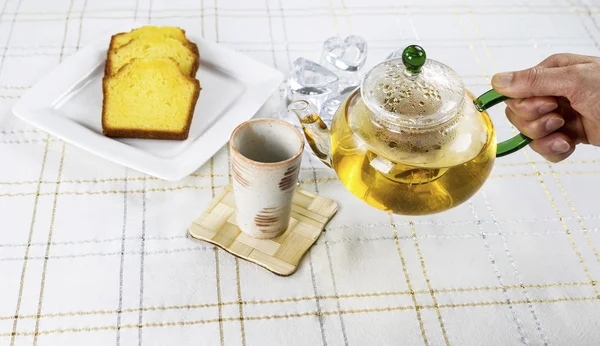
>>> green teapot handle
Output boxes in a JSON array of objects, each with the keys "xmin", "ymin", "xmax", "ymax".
[{"xmin": 474, "ymin": 89, "xmax": 532, "ymax": 157}]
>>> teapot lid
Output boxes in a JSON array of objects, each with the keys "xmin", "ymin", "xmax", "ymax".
[{"xmin": 361, "ymin": 45, "xmax": 465, "ymax": 131}]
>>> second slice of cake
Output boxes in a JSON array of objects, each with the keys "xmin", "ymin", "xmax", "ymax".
[{"xmin": 106, "ymin": 36, "xmax": 199, "ymax": 77}]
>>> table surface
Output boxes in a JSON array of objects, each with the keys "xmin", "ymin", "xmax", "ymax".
[{"xmin": 2, "ymin": 0, "xmax": 600, "ymax": 345}]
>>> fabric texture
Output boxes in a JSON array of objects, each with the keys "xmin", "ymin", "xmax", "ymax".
[{"xmin": 1, "ymin": 0, "xmax": 600, "ymax": 345}]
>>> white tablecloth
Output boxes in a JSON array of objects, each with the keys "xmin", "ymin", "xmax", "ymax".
[{"xmin": 1, "ymin": 0, "xmax": 600, "ymax": 345}]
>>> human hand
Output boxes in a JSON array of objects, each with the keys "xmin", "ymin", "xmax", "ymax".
[{"xmin": 491, "ymin": 53, "xmax": 600, "ymax": 162}]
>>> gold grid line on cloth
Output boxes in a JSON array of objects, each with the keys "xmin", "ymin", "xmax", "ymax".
[
  {"xmin": 116, "ymin": 168, "xmax": 129, "ymax": 343},
  {"xmin": 582, "ymin": 0, "xmax": 600, "ymax": 32},
  {"xmin": 463, "ymin": 8, "xmax": 550, "ymax": 345},
  {"xmin": 137, "ymin": 154, "xmax": 147, "ymax": 344},
  {"xmin": 226, "ymin": 135, "xmax": 248, "ymax": 344},
  {"xmin": 133, "ymin": 0, "xmax": 139, "ymax": 21},
  {"xmin": 340, "ymin": 0, "xmax": 352, "ymax": 33},
  {"xmin": 209, "ymin": 170, "xmax": 225, "ymax": 345},
  {"xmin": 209, "ymin": 153, "xmax": 215, "ymax": 194},
  {"xmin": 278, "ymin": 2, "xmax": 328, "ymax": 343},
  {"xmin": 0, "ymin": 1, "xmax": 25, "ymax": 341},
  {"xmin": 223, "ymin": 74, "xmax": 246, "ymax": 344},
  {"xmin": 469, "ymin": 199, "xmax": 533, "ymax": 343},
  {"xmin": 0, "ymin": 280, "xmax": 594, "ymax": 322},
  {"xmin": 214, "ymin": 248, "xmax": 225, "ymax": 346},
  {"xmin": 214, "ymin": 0, "xmax": 220, "ymax": 42},
  {"xmin": 147, "ymin": 0, "xmax": 153, "ymax": 22},
  {"xmin": 137, "ymin": 4, "xmax": 155, "ymax": 344},
  {"xmin": 465, "ymin": 5, "xmax": 600, "ymax": 300},
  {"xmin": 481, "ymin": 192, "xmax": 550, "ymax": 344},
  {"xmin": 7, "ymin": 0, "xmax": 48, "ymax": 342},
  {"xmin": 321, "ymin": 4, "xmax": 350, "ymax": 345},
  {"xmin": 409, "ymin": 220, "xmax": 450, "ymax": 345},
  {"xmin": 327, "ymin": 0, "xmax": 340, "ymax": 35},
  {"xmin": 32, "ymin": 0, "xmax": 76, "ymax": 340},
  {"xmin": 235, "ymin": 258, "xmax": 247, "ymax": 346},
  {"xmin": 75, "ymin": 0, "xmax": 89, "ymax": 51},
  {"xmin": 2, "ymin": 296, "xmax": 598, "ymax": 338},
  {"xmin": 200, "ymin": 0, "xmax": 205, "ymax": 38},
  {"xmin": 571, "ymin": 0, "xmax": 600, "ymax": 52},
  {"xmin": 9, "ymin": 135, "xmax": 51, "ymax": 345},
  {"xmin": 323, "ymin": 234, "xmax": 349, "ymax": 346},
  {"xmin": 453, "ymin": 6, "xmax": 530, "ymax": 342},
  {"xmin": 549, "ymin": 164, "xmax": 600, "ymax": 261},
  {"xmin": 306, "ymin": 182, "xmax": 327, "ymax": 344},
  {"xmin": 552, "ymin": 0, "xmax": 600, "ymax": 266},
  {"xmin": 0, "ymin": 0, "xmax": 19, "ymax": 75},
  {"xmin": 212, "ymin": 2, "xmax": 226, "ymax": 342},
  {"xmin": 31, "ymin": 141, "xmax": 66, "ymax": 345},
  {"xmin": 390, "ymin": 214, "xmax": 429, "ymax": 345},
  {"xmin": 265, "ymin": 0, "xmax": 277, "ymax": 68}
]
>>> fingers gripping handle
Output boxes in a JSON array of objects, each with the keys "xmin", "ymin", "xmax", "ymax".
[{"xmin": 474, "ymin": 89, "xmax": 532, "ymax": 157}]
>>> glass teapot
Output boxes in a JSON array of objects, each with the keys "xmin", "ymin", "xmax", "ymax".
[{"xmin": 287, "ymin": 45, "xmax": 531, "ymax": 216}]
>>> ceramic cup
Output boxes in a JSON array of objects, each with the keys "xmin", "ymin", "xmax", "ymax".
[{"xmin": 229, "ymin": 118, "xmax": 304, "ymax": 239}]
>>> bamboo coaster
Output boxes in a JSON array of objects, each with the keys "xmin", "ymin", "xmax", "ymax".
[{"xmin": 188, "ymin": 184, "xmax": 338, "ymax": 276}]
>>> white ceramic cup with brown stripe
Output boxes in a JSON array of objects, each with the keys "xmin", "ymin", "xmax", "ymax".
[{"xmin": 229, "ymin": 118, "xmax": 304, "ymax": 239}]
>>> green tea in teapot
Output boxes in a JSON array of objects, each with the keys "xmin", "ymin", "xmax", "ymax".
[
  {"xmin": 289, "ymin": 45, "xmax": 530, "ymax": 216},
  {"xmin": 327, "ymin": 89, "xmax": 496, "ymax": 215}
]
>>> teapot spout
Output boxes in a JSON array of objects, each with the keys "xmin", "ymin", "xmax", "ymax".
[{"xmin": 287, "ymin": 100, "xmax": 332, "ymax": 168}]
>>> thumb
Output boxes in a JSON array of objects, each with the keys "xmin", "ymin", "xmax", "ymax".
[{"xmin": 491, "ymin": 66, "xmax": 576, "ymax": 99}]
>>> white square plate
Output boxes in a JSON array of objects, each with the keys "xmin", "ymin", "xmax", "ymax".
[{"xmin": 12, "ymin": 22, "xmax": 283, "ymax": 181}]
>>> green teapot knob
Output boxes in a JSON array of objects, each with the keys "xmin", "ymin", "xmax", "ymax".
[{"xmin": 402, "ymin": 45, "xmax": 426, "ymax": 74}]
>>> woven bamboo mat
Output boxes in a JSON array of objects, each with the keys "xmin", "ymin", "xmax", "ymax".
[{"xmin": 188, "ymin": 184, "xmax": 338, "ymax": 276}]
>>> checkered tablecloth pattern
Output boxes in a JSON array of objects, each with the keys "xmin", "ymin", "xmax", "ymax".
[{"xmin": 1, "ymin": 0, "xmax": 600, "ymax": 345}]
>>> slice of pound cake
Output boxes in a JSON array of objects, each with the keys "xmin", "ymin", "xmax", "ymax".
[
  {"xmin": 106, "ymin": 36, "xmax": 199, "ymax": 77},
  {"xmin": 102, "ymin": 58, "xmax": 201, "ymax": 140}
]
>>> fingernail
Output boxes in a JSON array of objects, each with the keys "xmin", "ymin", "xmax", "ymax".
[
  {"xmin": 539, "ymin": 103, "xmax": 558, "ymax": 115},
  {"xmin": 551, "ymin": 139, "xmax": 570, "ymax": 153},
  {"xmin": 492, "ymin": 72, "xmax": 514, "ymax": 88},
  {"xmin": 545, "ymin": 117, "xmax": 565, "ymax": 132}
]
